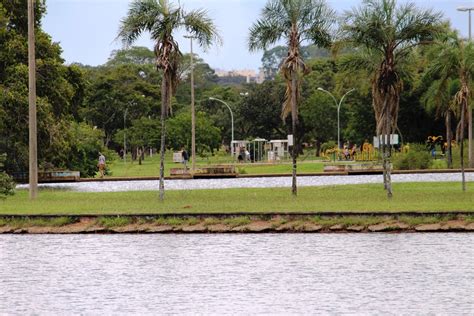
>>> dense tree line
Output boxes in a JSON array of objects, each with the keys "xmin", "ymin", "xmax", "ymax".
[{"xmin": 0, "ymin": 0, "xmax": 472, "ymax": 196}]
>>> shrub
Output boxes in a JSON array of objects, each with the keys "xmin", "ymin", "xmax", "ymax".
[
  {"xmin": 393, "ymin": 144, "xmax": 432, "ymax": 170},
  {"xmin": 320, "ymin": 141, "xmax": 337, "ymax": 154},
  {"xmin": 0, "ymin": 154, "xmax": 14, "ymax": 199}
]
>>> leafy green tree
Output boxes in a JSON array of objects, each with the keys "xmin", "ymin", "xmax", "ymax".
[
  {"xmin": 118, "ymin": 0, "xmax": 220, "ymax": 200},
  {"xmin": 167, "ymin": 110, "xmax": 221, "ymax": 155},
  {"xmin": 249, "ymin": 0, "xmax": 335, "ymax": 196},
  {"xmin": 114, "ymin": 117, "xmax": 162, "ymax": 163},
  {"xmin": 424, "ymin": 31, "xmax": 474, "ymax": 190},
  {"xmin": 199, "ymin": 85, "xmax": 241, "ymax": 143},
  {"xmin": 106, "ymin": 46, "xmax": 155, "ymax": 66},
  {"xmin": 236, "ymin": 81, "xmax": 286, "ymax": 140},
  {"xmin": 65, "ymin": 122, "xmax": 106, "ymax": 177},
  {"xmin": 0, "ymin": 0, "xmax": 88, "ymax": 174},
  {"xmin": 82, "ymin": 64, "xmax": 159, "ymax": 146},
  {"xmin": 340, "ymin": 0, "xmax": 443, "ymax": 197}
]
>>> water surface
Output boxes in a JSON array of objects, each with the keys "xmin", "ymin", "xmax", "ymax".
[
  {"xmin": 16, "ymin": 172, "xmax": 474, "ymax": 192},
  {"xmin": 0, "ymin": 234, "xmax": 473, "ymax": 314}
]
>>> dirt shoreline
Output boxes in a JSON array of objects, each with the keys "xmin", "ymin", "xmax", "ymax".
[{"xmin": 1, "ymin": 214, "xmax": 473, "ymax": 234}]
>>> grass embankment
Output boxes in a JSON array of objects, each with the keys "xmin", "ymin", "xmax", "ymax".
[
  {"xmin": 1, "ymin": 182, "xmax": 473, "ymax": 215},
  {"xmin": 1, "ymin": 214, "xmax": 473, "ymax": 233}
]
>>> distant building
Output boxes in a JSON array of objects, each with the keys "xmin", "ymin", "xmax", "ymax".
[{"xmin": 214, "ymin": 68, "xmax": 264, "ymax": 84}]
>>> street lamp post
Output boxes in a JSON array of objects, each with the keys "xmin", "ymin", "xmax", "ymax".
[
  {"xmin": 457, "ymin": 6, "xmax": 474, "ymax": 168},
  {"xmin": 317, "ymin": 88, "xmax": 355, "ymax": 149},
  {"xmin": 184, "ymin": 35, "xmax": 197, "ymax": 173},
  {"xmin": 209, "ymin": 97, "xmax": 234, "ymax": 156},
  {"xmin": 28, "ymin": 0, "xmax": 38, "ymax": 199}
]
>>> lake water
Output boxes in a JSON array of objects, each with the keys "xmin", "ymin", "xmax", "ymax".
[
  {"xmin": 0, "ymin": 234, "xmax": 473, "ymax": 315},
  {"xmin": 16, "ymin": 172, "xmax": 474, "ymax": 192}
]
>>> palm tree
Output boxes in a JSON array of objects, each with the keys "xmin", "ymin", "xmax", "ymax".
[
  {"xmin": 424, "ymin": 32, "xmax": 474, "ymax": 191},
  {"xmin": 248, "ymin": 0, "xmax": 335, "ymax": 196},
  {"xmin": 340, "ymin": 0, "xmax": 442, "ymax": 198},
  {"xmin": 118, "ymin": 0, "xmax": 220, "ymax": 200},
  {"xmin": 422, "ymin": 76, "xmax": 458, "ymax": 169}
]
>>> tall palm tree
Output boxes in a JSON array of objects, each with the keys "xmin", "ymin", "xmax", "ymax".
[
  {"xmin": 422, "ymin": 76, "xmax": 458, "ymax": 169},
  {"xmin": 118, "ymin": 0, "xmax": 220, "ymax": 200},
  {"xmin": 340, "ymin": 0, "xmax": 442, "ymax": 198},
  {"xmin": 248, "ymin": 0, "xmax": 335, "ymax": 196},
  {"xmin": 424, "ymin": 32, "xmax": 474, "ymax": 191}
]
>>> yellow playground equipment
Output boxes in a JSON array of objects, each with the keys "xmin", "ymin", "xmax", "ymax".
[{"xmin": 322, "ymin": 141, "xmax": 377, "ymax": 161}]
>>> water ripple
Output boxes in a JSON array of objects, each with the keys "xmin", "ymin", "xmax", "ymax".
[
  {"xmin": 16, "ymin": 172, "xmax": 474, "ymax": 192},
  {"xmin": 0, "ymin": 234, "xmax": 473, "ymax": 314}
]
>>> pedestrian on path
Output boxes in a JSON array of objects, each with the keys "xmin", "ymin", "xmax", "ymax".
[{"xmin": 98, "ymin": 152, "xmax": 106, "ymax": 178}]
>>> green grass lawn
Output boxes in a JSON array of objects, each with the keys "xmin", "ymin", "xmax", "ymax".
[
  {"xmin": 106, "ymin": 153, "xmax": 325, "ymax": 177},
  {"xmin": 2, "ymin": 182, "xmax": 472, "ymax": 215}
]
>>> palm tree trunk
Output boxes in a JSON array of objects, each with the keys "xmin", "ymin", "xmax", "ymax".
[
  {"xmin": 291, "ymin": 71, "xmax": 297, "ymax": 196},
  {"xmin": 159, "ymin": 76, "xmax": 168, "ymax": 201},
  {"xmin": 460, "ymin": 101, "xmax": 466, "ymax": 192},
  {"xmin": 385, "ymin": 99, "xmax": 393, "ymax": 198},
  {"xmin": 446, "ymin": 110, "xmax": 452, "ymax": 169}
]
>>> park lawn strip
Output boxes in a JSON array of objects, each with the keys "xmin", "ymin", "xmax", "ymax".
[
  {"xmin": 107, "ymin": 153, "xmax": 325, "ymax": 178},
  {"xmin": 236, "ymin": 161, "xmax": 324, "ymax": 175},
  {"xmin": 1, "ymin": 182, "xmax": 473, "ymax": 215}
]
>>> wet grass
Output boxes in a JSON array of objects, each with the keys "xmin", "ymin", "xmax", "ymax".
[
  {"xmin": 223, "ymin": 216, "xmax": 251, "ymax": 228},
  {"xmin": 0, "ymin": 216, "xmax": 75, "ymax": 228},
  {"xmin": 310, "ymin": 216, "xmax": 386, "ymax": 228},
  {"xmin": 397, "ymin": 215, "xmax": 443, "ymax": 226},
  {"xmin": 2, "ymin": 182, "xmax": 473, "ymax": 215}
]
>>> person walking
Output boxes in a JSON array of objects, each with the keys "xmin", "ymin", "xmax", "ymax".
[
  {"xmin": 181, "ymin": 147, "xmax": 189, "ymax": 170},
  {"xmin": 98, "ymin": 152, "xmax": 106, "ymax": 178}
]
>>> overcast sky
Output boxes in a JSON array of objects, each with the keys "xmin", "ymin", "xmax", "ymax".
[{"xmin": 42, "ymin": 0, "xmax": 473, "ymax": 71}]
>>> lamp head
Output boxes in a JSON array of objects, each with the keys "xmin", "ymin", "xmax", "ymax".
[{"xmin": 457, "ymin": 7, "xmax": 473, "ymax": 12}]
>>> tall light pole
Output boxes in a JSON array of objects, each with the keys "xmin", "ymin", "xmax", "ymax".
[
  {"xmin": 184, "ymin": 35, "xmax": 197, "ymax": 173},
  {"xmin": 209, "ymin": 97, "xmax": 234, "ymax": 156},
  {"xmin": 28, "ymin": 0, "xmax": 38, "ymax": 199},
  {"xmin": 317, "ymin": 88, "xmax": 355, "ymax": 149},
  {"xmin": 458, "ymin": 6, "xmax": 473, "ymax": 168},
  {"xmin": 457, "ymin": 6, "xmax": 472, "ymax": 40},
  {"xmin": 458, "ymin": 6, "xmax": 474, "ymax": 168}
]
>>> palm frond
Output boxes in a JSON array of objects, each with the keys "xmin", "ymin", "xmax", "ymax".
[
  {"xmin": 183, "ymin": 9, "xmax": 222, "ymax": 50},
  {"xmin": 117, "ymin": 0, "xmax": 164, "ymax": 46},
  {"xmin": 338, "ymin": 51, "xmax": 378, "ymax": 74},
  {"xmin": 299, "ymin": 0, "xmax": 335, "ymax": 48}
]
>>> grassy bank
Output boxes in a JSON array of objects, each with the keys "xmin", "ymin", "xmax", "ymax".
[
  {"xmin": 1, "ymin": 182, "xmax": 473, "ymax": 215},
  {"xmin": 1, "ymin": 214, "xmax": 473, "ymax": 234}
]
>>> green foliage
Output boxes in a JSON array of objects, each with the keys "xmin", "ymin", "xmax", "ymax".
[
  {"xmin": 0, "ymin": 2, "xmax": 91, "ymax": 175},
  {"xmin": 167, "ymin": 110, "xmax": 221, "ymax": 155},
  {"xmin": 223, "ymin": 216, "xmax": 251, "ymax": 228},
  {"xmin": 97, "ymin": 216, "xmax": 132, "ymax": 228},
  {"xmin": 82, "ymin": 63, "xmax": 160, "ymax": 146},
  {"xmin": 320, "ymin": 141, "xmax": 337, "ymax": 153},
  {"xmin": 106, "ymin": 46, "xmax": 155, "ymax": 66},
  {"xmin": 65, "ymin": 122, "xmax": 106, "ymax": 177},
  {"xmin": 0, "ymin": 154, "xmax": 14, "ymax": 199},
  {"xmin": 0, "ymin": 216, "xmax": 74, "ymax": 228},
  {"xmin": 393, "ymin": 144, "xmax": 432, "ymax": 170}
]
